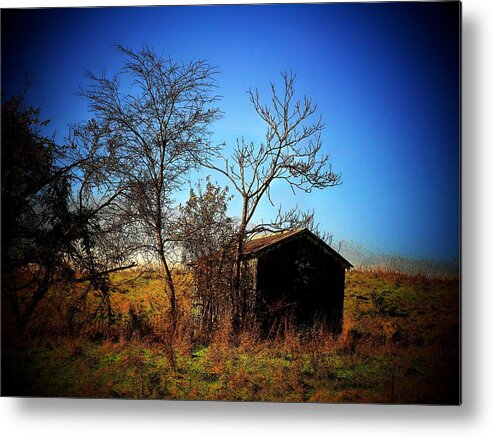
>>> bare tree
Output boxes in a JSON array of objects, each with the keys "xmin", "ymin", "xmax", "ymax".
[
  {"xmin": 206, "ymin": 72, "xmax": 341, "ymax": 328},
  {"xmin": 77, "ymin": 45, "xmax": 222, "ymax": 333}
]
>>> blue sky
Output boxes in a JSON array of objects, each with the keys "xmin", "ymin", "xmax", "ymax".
[{"xmin": 1, "ymin": 2, "xmax": 460, "ymax": 262}]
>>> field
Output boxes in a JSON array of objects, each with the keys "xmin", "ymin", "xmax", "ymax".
[{"xmin": 1, "ymin": 269, "xmax": 460, "ymax": 404}]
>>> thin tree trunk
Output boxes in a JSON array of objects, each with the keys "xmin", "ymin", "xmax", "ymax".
[
  {"xmin": 233, "ymin": 197, "xmax": 249, "ymax": 331},
  {"xmin": 157, "ymin": 248, "xmax": 177, "ymax": 372},
  {"xmin": 17, "ymin": 266, "xmax": 53, "ymax": 336},
  {"xmin": 155, "ymin": 228, "xmax": 177, "ymax": 326},
  {"xmin": 160, "ymin": 253, "xmax": 177, "ymax": 330}
]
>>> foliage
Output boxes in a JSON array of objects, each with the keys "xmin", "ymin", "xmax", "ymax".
[
  {"xmin": 1, "ymin": 95, "xmax": 86, "ymax": 332},
  {"xmin": 178, "ymin": 179, "xmax": 236, "ymax": 342},
  {"xmin": 1, "ymin": 94, "xmax": 69, "ymax": 269},
  {"xmin": 1, "ymin": 93, "xmax": 137, "ymax": 334},
  {"xmin": 178, "ymin": 178, "xmax": 235, "ymax": 265}
]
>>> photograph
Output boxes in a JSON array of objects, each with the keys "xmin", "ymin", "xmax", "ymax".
[{"xmin": 1, "ymin": 1, "xmax": 460, "ymax": 404}]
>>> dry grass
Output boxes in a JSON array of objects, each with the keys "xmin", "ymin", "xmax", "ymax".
[{"xmin": 1, "ymin": 268, "xmax": 460, "ymax": 403}]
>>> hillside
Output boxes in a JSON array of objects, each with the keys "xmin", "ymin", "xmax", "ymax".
[{"xmin": 2, "ymin": 269, "xmax": 460, "ymax": 403}]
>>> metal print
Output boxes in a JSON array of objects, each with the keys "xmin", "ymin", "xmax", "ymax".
[{"xmin": 1, "ymin": 2, "xmax": 460, "ymax": 404}]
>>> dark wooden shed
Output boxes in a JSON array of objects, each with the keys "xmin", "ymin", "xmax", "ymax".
[{"xmin": 241, "ymin": 228, "xmax": 352, "ymax": 332}]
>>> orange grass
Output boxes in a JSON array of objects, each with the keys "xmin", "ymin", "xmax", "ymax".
[{"xmin": 1, "ymin": 268, "xmax": 460, "ymax": 403}]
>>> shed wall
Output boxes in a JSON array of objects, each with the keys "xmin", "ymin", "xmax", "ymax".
[{"xmin": 254, "ymin": 233, "xmax": 345, "ymax": 331}]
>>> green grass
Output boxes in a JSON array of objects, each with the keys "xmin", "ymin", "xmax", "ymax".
[{"xmin": 2, "ymin": 269, "xmax": 460, "ymax": 403}]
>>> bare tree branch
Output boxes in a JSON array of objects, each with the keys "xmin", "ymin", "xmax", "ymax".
[{"xmin": 209, "ymin": 72, "xmax": 341, "ymax": 329}]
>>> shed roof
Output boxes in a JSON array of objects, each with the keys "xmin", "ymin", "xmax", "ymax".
[
  {"xmin": 243, "ymin": 228, "xmax": 305, "ymax": 255},
  {"xmin": 242, "ymin": 228, "xmax": 353, "ymax": 269}
]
